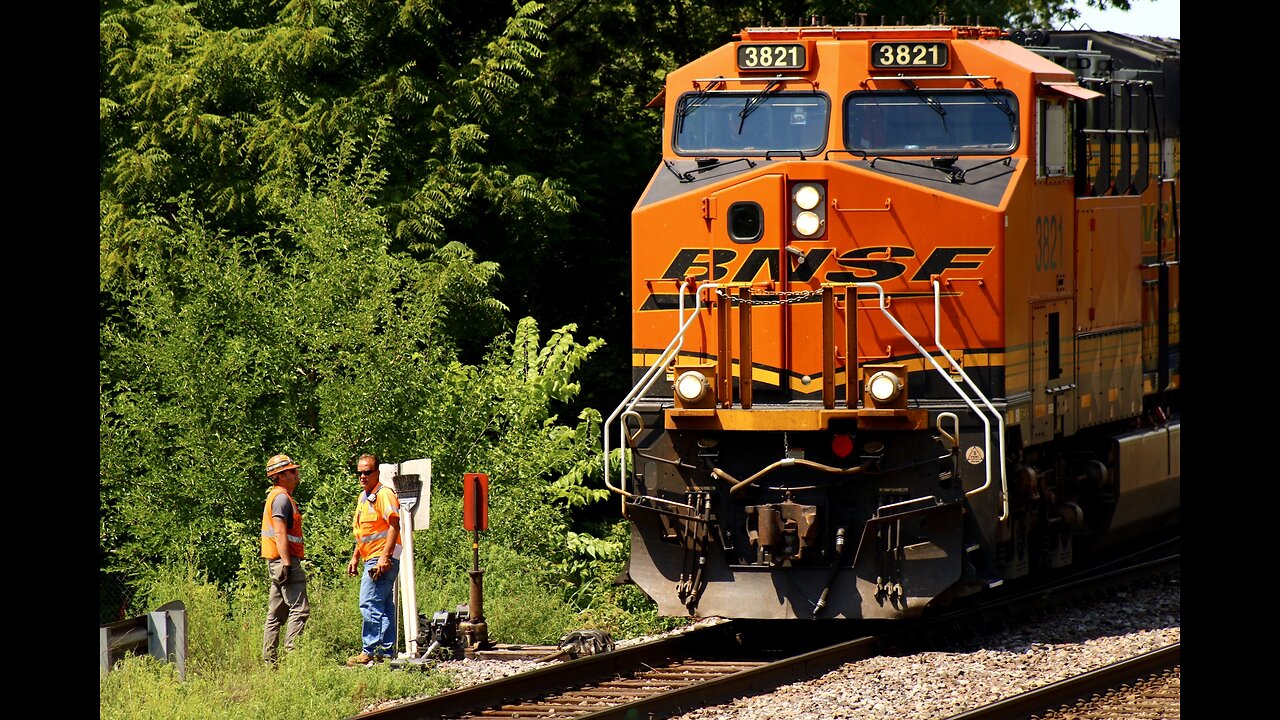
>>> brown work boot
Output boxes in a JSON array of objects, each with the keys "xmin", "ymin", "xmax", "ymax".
[{"xmin": 346, "ymin": 652, "xmax": 374, "ymax": 666}]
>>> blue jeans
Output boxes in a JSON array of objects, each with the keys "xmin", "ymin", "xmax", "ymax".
[{"xmin": 359, "ymin": 557, "xmax": 399, "ymax": 657}]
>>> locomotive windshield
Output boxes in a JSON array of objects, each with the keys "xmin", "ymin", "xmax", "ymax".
[
  {"xmin": 674, "ymin": 92, "xmax": 829, "ymax": 155},
  {"xmin": 844, "ymin": 90, "xmax": 1019, "ymax": 155}
]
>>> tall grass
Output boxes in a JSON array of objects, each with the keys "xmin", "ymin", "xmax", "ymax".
[
  {"xmin": 100, "ymin": 564, "xmax": 453, "ymax": 719},
  {"xmin": 101, "ymin": 558, "xmax": 677, "ymax": 718}
]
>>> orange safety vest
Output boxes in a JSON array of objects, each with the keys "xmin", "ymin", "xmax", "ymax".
[
  {"xmin": 261, "ymin": 485, "xmax": 305, "ymax": 560},
  {"xmin": 352, "ymin": 486, "xmax": 402, "ymax": 562}
]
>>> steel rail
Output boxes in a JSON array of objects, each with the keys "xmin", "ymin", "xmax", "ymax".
[
  {"xmin": 352, "ymin": 622, "xmax": 744, "ymax": 720},
  {"xmin": 939, "ymin": 643, "xmax": 1180, "ymax": 720},
  {"xmin": 353, "ymin": 541, "xmax": 1178, "ymax": 720}
]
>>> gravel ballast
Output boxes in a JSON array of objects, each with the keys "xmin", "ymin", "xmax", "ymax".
[{"xmin": 366, "ymin": 573, "xmax": 1180, "ymax": 718}]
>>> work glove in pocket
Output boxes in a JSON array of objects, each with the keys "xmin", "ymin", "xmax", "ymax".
[{"xmin": 272, "ymin": 562, "xmax": 291, "ymax": 584}]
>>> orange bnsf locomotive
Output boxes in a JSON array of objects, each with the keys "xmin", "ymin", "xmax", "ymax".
[{"xmin": 604, "ymin": 24, "xmax": 1180, "ymax": 620}]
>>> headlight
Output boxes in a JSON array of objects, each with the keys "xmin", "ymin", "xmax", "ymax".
[
  {"xmin": 790, "ymin": 182, "xmax": 826, "ymax": 239},
  {"xmin": 794, "ymin": 210, "xmax": 822, "ymax": 236},
  {"xmin": 794, "ymin": 183, "xmax": 823, "ymax": 210},
  {"xmin": 867, "ymin": 370, "xmax": 902, "ymax": 403},
  {"xmin": 675, "ymin": 371, "xmax": 710, "ymax": 402}
]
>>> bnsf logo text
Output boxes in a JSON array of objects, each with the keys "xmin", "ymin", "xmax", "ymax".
[{"xmin": 660, "ymin": 246, "xmax": 992, "ymax": 283}]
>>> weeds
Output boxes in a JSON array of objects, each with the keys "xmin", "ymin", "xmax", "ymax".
[{"xmin": 101, "ymin": 560, "xmax": 675, "ymax": 718}]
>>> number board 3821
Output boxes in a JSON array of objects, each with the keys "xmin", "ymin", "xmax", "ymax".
[
  {"xmin": 736, "ymin": 43, "xmax": 807, "ymax": 70},
  {"xmin": 870, "ymin": 42, "xmax": 949, "ymax": 69}
]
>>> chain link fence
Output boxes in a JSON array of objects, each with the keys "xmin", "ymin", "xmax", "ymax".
[{"xmin": 100, "ymin": 572, "xmax": 137, "ymax": 625}]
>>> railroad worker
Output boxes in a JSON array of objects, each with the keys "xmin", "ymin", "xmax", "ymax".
[
  {"xmin": 346, "ymin": 453, "xmax": 402, "ymax": 666},
  {"xmin": 261, "ymin": 453, "xmax": 310, "ymax": 665}
]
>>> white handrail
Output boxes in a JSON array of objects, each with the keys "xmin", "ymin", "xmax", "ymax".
[
  {"xmin": 852, "ymin": 282, "xmax": 997, "ymax": 507},
  {"xmin": 932, "ymin": 280, "xmax": 1009, "ymax": 521},
  {"xmin": 603, "ymin": 283, "xmax": 720, "ymax": 500},
  {"xmin": 603, "ymin": 280, "xmax": 1009, "ymax": 524},
  {"xmin": 937, "ymin": 411, "xmax": 959, "ymax": 450}
]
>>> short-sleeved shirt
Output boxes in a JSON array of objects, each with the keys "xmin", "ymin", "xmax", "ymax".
[{"xmin": 271, "ymin": 492, "xmax": 295, "ymax": 532}]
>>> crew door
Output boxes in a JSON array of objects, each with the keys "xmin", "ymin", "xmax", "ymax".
[{"xmin": 1030, "ymin": 300, "xmax": 1077, "ymax": 444}]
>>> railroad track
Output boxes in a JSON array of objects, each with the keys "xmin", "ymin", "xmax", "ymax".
[
  {"xmin": 941, "ymin": 642, "xmax": 1180, "ymax": 720},
  {"xmin": 356, "ymin": 542, "xmax": 1179, "ymax": 720},
  {"xmin": 355, "ymin": 620, "xmax": 882, "ymax": 720}
]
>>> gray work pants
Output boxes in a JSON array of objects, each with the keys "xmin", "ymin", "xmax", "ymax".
[{"xmin": 263, "ymin": 559, "xmax": 310, "ymax": 664}]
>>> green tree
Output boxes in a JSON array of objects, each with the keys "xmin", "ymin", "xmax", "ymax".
[
  {"xmin": 100, "ymin": 137, "xmax": 604, "ymax": 597},
  {"xmin": 101, "ymin": 0, "xmax": 576, "ymax": 282}
]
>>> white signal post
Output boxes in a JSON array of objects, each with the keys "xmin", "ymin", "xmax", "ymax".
[{"xmin": 380, "ymin": 458, "xmax": 432, "ymax": 659}]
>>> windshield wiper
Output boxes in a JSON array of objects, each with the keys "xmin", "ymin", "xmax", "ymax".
[
  {"xmin": 980, "ymin": 89, "xmax": 1016, "ymax": 130},
  {"xmin": 895, "ymin": 76, "xmax": 948, "ymax": 131},
  {"xmin": 738, "ymin": 77, "xmax": 784, "ymax": 133},
  {"xmin": 870, "ymin": 155, "xmax": 1012, "ymax": 184},
  {"xmin": 966, "ymin": 78, "xmax": 1016, "ymax": 131},
  {"xmin": 663, "ymin": 157, "xmax": 757, "ymax": 183},
  {"xmin": 676, "ymin": 78, "xmax": 725, "ymax": 134}
]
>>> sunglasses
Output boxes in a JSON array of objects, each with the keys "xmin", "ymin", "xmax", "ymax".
[{"xmin": 357, "ymin": 469, "xmax": 377, "ymax": 476}]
